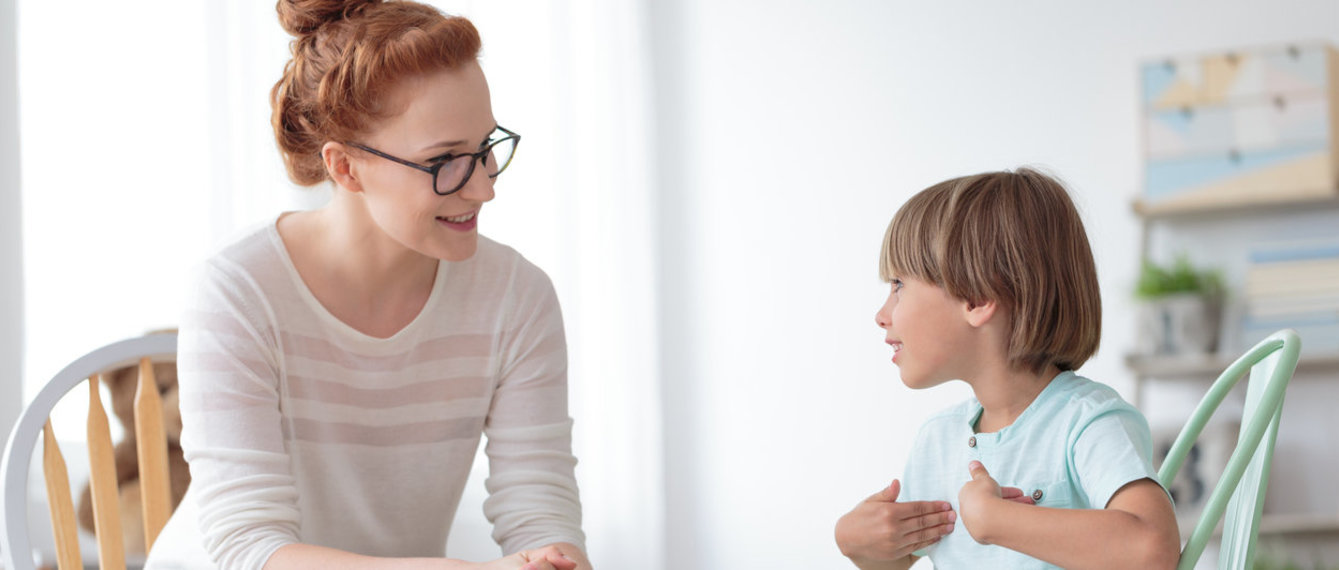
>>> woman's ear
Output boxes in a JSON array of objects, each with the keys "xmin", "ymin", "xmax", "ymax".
[
  {"xmin": 322, "ymin": 141, "xmax": 363, "ymax": 193},
  {"xmin": 963, "ymin": 298, "xmax": 998, "ymax": 328}
]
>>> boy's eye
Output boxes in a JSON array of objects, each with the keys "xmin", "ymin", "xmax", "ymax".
[{"xmin": 891, "ymin": 278, "xmax": 904, "ymax": 293}]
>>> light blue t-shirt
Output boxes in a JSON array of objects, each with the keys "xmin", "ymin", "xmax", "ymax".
[{"xmin": 902, "ymin": 371, "xmax": 1162, "ymax": 569}]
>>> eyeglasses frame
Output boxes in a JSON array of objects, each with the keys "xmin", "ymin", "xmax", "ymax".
[{"xmin": 346, "ymin": 125, "xmax": 521, "ymax": 196}]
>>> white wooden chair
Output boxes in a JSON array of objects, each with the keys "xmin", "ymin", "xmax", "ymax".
[{"xmin": 2, "ymin": 333, "xmax": 178, "ymax": 570}]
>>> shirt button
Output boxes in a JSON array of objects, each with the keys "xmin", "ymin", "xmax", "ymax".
[
  {"xmin": 967, "ymin": 436, "xmax": 977, "ymax": 448},
  {"xmin": 1032, "ymin": 489, "xmax": 1044, "ymax": 502}
]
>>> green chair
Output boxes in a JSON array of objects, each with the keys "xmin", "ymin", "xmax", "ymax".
[{"xmin": 1157, "ymin": 329, "xmax": 1301, "ymax": 570}]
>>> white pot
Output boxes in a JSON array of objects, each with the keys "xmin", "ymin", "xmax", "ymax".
[{"xmin": 1136, "ymin": 293, "xmax": 1221, "ymax": 355}]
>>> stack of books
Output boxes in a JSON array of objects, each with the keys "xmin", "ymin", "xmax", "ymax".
[{"xmin": 1242, "ymin": 240, "xmax": 1339, "ymax": 353}]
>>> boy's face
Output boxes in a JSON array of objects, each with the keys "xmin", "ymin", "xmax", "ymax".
[{"xmin": 874, "ymin": 276, "xmax": 977, "ymax": 389}]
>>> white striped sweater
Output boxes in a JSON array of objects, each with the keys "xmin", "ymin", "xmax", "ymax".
[{"xmin": 145, "ymin": 219, "xmax": 584, "ymax": 570}]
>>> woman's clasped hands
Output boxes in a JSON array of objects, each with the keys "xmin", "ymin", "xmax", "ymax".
[
  {"xmin": 480, "ymin": 544, "xmax": 585, "ymax": 570},
  {"xmin": 476, "ymin": 543, "xmax": 591, "ymax": 570}
]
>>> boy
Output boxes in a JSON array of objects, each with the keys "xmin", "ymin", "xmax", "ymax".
[{"xmin": 834, "ymin": 168, "xmax": 1179, "ymax": 569}]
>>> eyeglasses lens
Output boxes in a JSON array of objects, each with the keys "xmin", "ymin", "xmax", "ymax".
[
  {"xmin": 433, "ymin": 136, "xmax": 517, "ymax": 195},
  {"xmin": 485, "ymin": 137, "xmax": 517, "ymax": 178}
]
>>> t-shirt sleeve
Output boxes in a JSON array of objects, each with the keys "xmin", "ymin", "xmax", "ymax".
[
  {"xmin": 1070, "ymin": 401, "xmax": 1163, "ymax": 509},
  {"xmin": 482, "ymin": 261, "xmax": 586, "ymax": 553},
  {"xmin": 177, "ymin": 259, "xmax": 301, "ymax": 570}
]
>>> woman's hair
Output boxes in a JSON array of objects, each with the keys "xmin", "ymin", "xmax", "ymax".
[
  {"xmin": 271, "ymin": 0, "xmax": 482, "ymax": 186},
  {"xmin": 879, "ymin": 167, "xmax": 1102, "ymax": 373}
]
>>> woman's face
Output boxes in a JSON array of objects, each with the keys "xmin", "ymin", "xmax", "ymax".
[{"xmin": 352, "ymin": 61, "xmax": 498, "ymax": 262}]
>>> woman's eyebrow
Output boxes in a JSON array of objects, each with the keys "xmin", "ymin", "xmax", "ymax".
[
  {"xmin": 420, "ymin": 138, "xmax": 470, "ymax": 153},
  {"xmin": 419, "ymin": 128, "xmax": 497, "ymax": 154}
]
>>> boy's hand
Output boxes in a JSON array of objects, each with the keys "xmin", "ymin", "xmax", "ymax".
[
  {"xmin": 835, "ymin": 479, "xmax": 956, "ymax": 566},
  {"xmin": 959, "ymin": 461, "xmax": 1035, "ymax": 544}
]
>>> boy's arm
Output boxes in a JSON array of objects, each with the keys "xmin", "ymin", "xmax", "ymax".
[{"xmin": 958, "ymin": 461, "xmax": 1180, "ymax": 570}]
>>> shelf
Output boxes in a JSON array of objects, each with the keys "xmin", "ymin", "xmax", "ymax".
[
  {"xmin": 1179, "ymin": 513, "xmax": 1339, "ymax": 538},
  {"xmin": 1258, "ymin": 513, "xmax": 1339, "ymax": 535},
  {"xmin": 1132, "ymin": 193, "xmax": 1339, "ymax": 221},
  {"xmin": 1126, "ymin": 351, "xmax": 1339, "ymax": 378}
]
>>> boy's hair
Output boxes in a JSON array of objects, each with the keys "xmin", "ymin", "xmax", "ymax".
[{"xmin": 879, "ymin": 167, "xmax": 1101, "ymax": 373}]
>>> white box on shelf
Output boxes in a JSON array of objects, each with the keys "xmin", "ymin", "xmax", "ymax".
[{"xmin": 1141, "ymin": 42, "xmax": 1339, "ymax": 211}]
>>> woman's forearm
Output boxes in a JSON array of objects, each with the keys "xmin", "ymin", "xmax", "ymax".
[
  {"xmin": 848, "ymin": 555, "xmax": 918, "ymax": 570},
  {"xmin": 263, "ymin": 544, "xmax": 472, "ymax": 570}
]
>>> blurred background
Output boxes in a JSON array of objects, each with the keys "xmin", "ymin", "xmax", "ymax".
[{"xmin": 3, "ymin": 0, "xmax": 1338, "ymax": 568}]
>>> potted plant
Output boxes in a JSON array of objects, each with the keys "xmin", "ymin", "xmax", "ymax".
[{"xmin": 1135, "ymin": 254, "xmax": 1225, "ymax": 355}]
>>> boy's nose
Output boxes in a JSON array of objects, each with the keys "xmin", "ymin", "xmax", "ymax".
[{"xmin": 874, "ymin": 310, "xmax": 890, "ymax": 329}]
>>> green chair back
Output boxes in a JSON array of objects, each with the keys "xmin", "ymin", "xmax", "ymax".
[{"xmin": 1157, "ymin": 329, "xmax": 1301, "ymax": 570}]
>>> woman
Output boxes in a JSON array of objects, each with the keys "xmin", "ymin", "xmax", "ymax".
[{"xmin": 145, "ymin": 2, "xmax": 589, "ymax": 569}]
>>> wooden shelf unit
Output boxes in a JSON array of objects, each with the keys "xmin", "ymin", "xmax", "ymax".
[{"xmin": 1130, "ymin": 192, "xmax": 1339, "ymax": 538}]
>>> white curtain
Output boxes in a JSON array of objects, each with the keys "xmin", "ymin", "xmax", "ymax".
[
  {"xmin": 18, "ymin": 0, "xmax": 663, "ymax": 568},
  {"xmin": 1, "ymin": 0, "xmax": 24, "ymax": 485},
  {"xmin": 440, "ymin": 2, "xmax": 666, "ymax": 566}
]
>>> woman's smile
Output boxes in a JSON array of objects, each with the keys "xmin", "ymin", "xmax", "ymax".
[{"xmin": 436, "ymin": 209, "xmax": 479, "ymax": 231}]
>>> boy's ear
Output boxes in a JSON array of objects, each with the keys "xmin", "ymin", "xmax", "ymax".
[
  {"xmin": 322, "ymin": 141, "xmax": 364, "ymax": 193},
  {"xmin": 963, "ymin": 298, "xmax": 998, "ymax": 328}
]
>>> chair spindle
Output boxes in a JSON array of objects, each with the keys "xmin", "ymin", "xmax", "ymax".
[
  {"xmin": 134, "ymin": 357, "xmax": 172, "ymax": 552},
  {"xmin": 41, "ymin": 419, "xmax": 82, "ymax": 570},
  {"xmin": 87, "ymin": 374, "xmax": 127, "ymax": 570}
]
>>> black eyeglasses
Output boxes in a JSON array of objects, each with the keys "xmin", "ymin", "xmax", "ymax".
[{"xmin": 348, "ymin": 125, "xmax": 520, "ymax": 196}]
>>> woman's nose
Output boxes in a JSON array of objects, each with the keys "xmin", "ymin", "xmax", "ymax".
[{"xmin": 457, "ymin": 159, "xmax": 496, "ymax": 203}]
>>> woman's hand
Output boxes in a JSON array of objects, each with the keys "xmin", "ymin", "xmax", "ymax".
[
  {"xmin": 478, "ymin": 545, "xmax": 578, "ymax": 570},
  {"xmin": 540, "ymin": 543, "xmax": 591, "ymax": 569},
  {"xmin": 835, "ymin": 479, "xmax": 956, "ymax": 569}
]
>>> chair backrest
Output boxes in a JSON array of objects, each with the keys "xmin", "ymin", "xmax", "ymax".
[
  {"xmin": 1157, "ymin": 329, "xmax": 1301, "ymax": 570},
  {"xmin": 2, "ymin": 333, "xmax": 179, "ymax": 570}
]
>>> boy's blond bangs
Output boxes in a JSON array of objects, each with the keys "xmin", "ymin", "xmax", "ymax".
[
  {"xmin": 879, "ymin": 185, "xmax": 949, "ymax": 286},
  {"xmin": 879, "ymin": 168, "xmax": 1102, "ymax": 373}
]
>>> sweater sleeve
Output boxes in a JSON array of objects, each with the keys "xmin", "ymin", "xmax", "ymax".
[
  {"xmin": 177, "ymin": 258, "xmax": 301, "ymax": 570},
  {"xmin": 482, "ymin": 260, "xmax": 586, "ymax": 553}
]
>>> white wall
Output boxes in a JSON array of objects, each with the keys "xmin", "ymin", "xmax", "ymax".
[
  {"xmin": 1, "ymin": 0, "xmax": 23, "ymax": 460},
  {"xmin": 650, "ymin": 1, "xmax": 1339, "ymax": 568}
]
